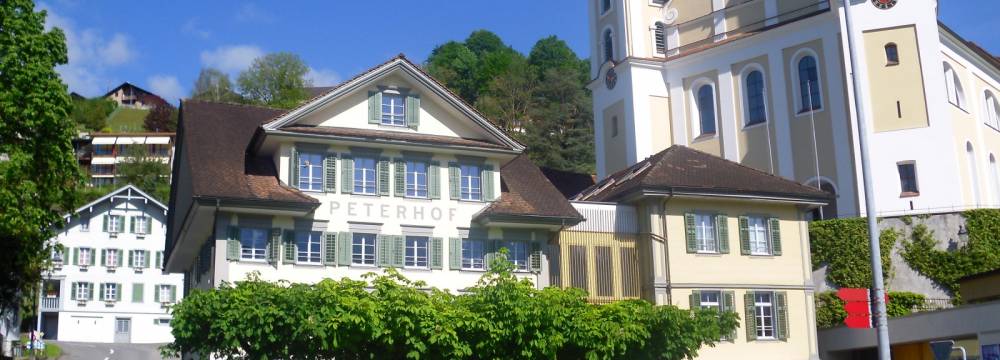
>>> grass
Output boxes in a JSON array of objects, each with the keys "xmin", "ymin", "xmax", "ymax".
[
  {"xmin": 17, "ymin": 335, "xmax": 62, "ymax": 359},
  {"xmin": 103, "ymin": 107, "xmax": 149, "ymax": 132}
]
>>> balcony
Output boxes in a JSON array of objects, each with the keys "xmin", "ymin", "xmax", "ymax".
[{"xmin": 41, "ymin": 297, "xmax": 60, "ymax": 311}]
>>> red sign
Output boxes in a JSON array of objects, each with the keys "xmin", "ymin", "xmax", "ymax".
[
  {"xmin": 837, "ymin": 288, "xmax": 870, "ymax": 302},
  {"xmin": 838, "ymin": 288, "xmax": 873, "ymax": 329}
]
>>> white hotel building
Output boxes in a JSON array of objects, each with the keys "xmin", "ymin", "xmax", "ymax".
[
  {"xmin": 590, "ymin": 0, "xmax": 1000, "ymax": 218},
  {"xmin": 39, "ymin": 185, "xmax": 184, "ymax": 344}
]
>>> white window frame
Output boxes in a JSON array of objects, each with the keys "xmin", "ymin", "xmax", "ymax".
[
  {"xmin": 157, "ymin": 284, "xmax": 172, "ymax": 303},
  {"xmin": 747, "ymin": 216, "xmax": 772, "ymax": 255},
  {"xmin": 135, "ymin": 216, "xmax": 150, "ymax": 235},
  {"xmin": 380, "ymin": 92, "xmax": 406, "ymax": 127},
  {"xmin": 240, "ymin": 227, "xmax": 268, "ymax": 261},
  {"xmin": 78, "ymin": 248, "xmax": 93, "ymax": 267},
  {"xmin": 404, "ymin": 236, "xmax": 429, "ymax": 269},
  {"xmin": 790, "ymin": 49, "xmax": 824, "ymax": 115},
  {"xmin": 354, "ymin": 157, "xmax": 377, "ymax": 195},
  {"xmin": 984, "ymin": 91, "xmax": 999, "ymax": 130},
  {"xmin": 132, "ymin": 250, "xmax": 146, "ymax": 268},
  {"xmin": 689, "ymin": 79, "xmax": 718, "ymax": 138},
  {"xmin": 739, "ymin": 64, "xmax": 769, "ymax": 127},
  {"xmin": 503, "ymin": 241, "xmax": 529, "ymax": 272},
  {"xmin": 296, "ymin": 231, "xmax": 322, "ymax": 264},
  {"xmin": 460, "ymin": 164, "xmax": 482, "ymax": 201},
  {"xmin": 75, "ymin": 282, "xmax": 91, "ymax": 300},
  {"xmin": 297, "ymin": 151, "xmax": 323, "ymax": 191},
  {"xmin": 352, "ymin": 233, "xmax": 377, "ymax": 266},
  {"xmin": 103, "ymin": 283, "xmax": 118, "ymax": 302},
  {"xmin": 754, "ymin": 292, "xmax": 776, "ymax": 339},
  {"xmin": 105, "ymin": 249, "xmax": 120, "ymax": 268},
  {"xmin": 405, "ymin": 161, "xmax": 429, "ymax": 198},
  {"xmin": 694, "ymin": 213, "xmax": 718, "ymax": 253},
  {"xmin": 461, "ymin": 239, "xmax": 485, "ymax": 270},
  {"xmin": 700, "ymin": 290, "xmax": 721, "ymax": 310},
  {"xmin": 944, "ymin": 62, "xmax": 966, "ymax": 110},
  {"xmin": 108, "ymin": 215, "xmax": 122, "ymax": 234}
]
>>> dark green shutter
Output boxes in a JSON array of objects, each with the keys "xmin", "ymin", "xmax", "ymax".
[
  {"xmin": 283, "ymin": 230, "xmax": 296, "ymax": 264},
  {"xmin": 267, "ymin": 228, "xmax": 281, "ymax": 265},
  {"xmin": 744, "ymin": 292, "xmax": 757, "ymax": 341},
  {"xmin": 405, "ymin": 94, "xmax": 420, "ymax": 130},
  {"xmin": 394, "ymin": 236, "xmax": 405, "ymax": 268},
  {"xmin": 170, "ymin": 285, "xmax": 177, "ymax": 302},
  {"xmin": 115, "ymin": 283, "xmax": 122, "ymax": 302},
  {"xmin": 227, "ymin": 226, "xmax": 240, "ymax": 261},
  {"xmin": 722, "ymin": 290, "xmax": 736, "ymax": 341},
  {"xmin": 323, "ymin": 232, "xmax": 337, "ymax": 265},
  {"xmin": 716, "ymin": 215, "xmax": 729, "ymax": 254},
  {"xmin": 129, "ymin": 216, "xmax": 135, "ymax": 233},
  {"xmin": 394, "ymin": 159, "xmax": 406, "ymax": 197},
  {"xmin": 116, "ymin": 216, "xmax": 125, "ymax": 233},
  {"xmin": 376, "ymin": 235, "xmax": 389, "ymax": 267},
  {"xmin": 337, "ymin": 232, "xmax": 351, "ymax": 266},
  {"xmin": 133, "ymin": 283, "xmax": 143, "ymax": 303},
  {"xmin": 155, "ymin": 251, "xmax": 161, "ymax": 268},
  {"xmin": 684, "ymin": 213, "xmax": 697, "ymax": 253},
  {"xmin": 449, "ymin": 237, "xmax": 462, "ymax": 270},
  {"xmin": 323, "ymin": 154, "xmax": 337, "ymax": 193},
  {"xmin": 689, "ymin": 290, "xmax": 701, "ymax": 309},
  {"xmin": 101, "ymin": 249, "xmax": 107, "ymax": 266},
  {"xmin": 70, "ymin": 282, "xmax": 78, "ymax": 300},
  {"xmin": 775, "ymin": 291, "xmax": 789, "ymax": 340},
  {"xmin": 128, "ymin": 250, "xmax": 134, "ymax": 267},
  {"xmin": 102, "ymin": 215, "xmax": 109, "ymax": 232},
  {"xmin": 739, "ymin": 216, "xmax": 751, "ymax": 255},
  {"xmin": 144, "ymin": 250, "xmax": 151, "ymax": 268},
  {"xmin": 528, "ymin": 241, "xmax": 542, "ymax": 273},
  {"xmin": 448, "ymin": 162, "xmax": 460, "ymax": 200},
  {"xmin": 430, "ymin": 237, "xmax": 443, "ymax": 270},
  {"xmin": 290, "ymin": 147, "xmax": 300, "ymax": 188},
  {"xmin": 482, "ymin": 164, "xmax": 495, "ymax": 201},
  {"xmin": 341, "ymin": 157, "xmax": 354, "ymax": 194},
  {"xmin": 88, "ymin": 283, "xmax": 94, "ymax": 300},
  {"xmin": 769, "ymin": 218, "xmax": 782, "ymax": 255},
  {"xmin": 378, "ymin": 158, "xmax": 390, "ymax": 196},
  {"xmin": 368, "ymin": 91, "xmax": 382, "ymax": 124},
  {"xmin": 73, "ymin": 248, "xmax": 79, "ymax": 265},
  {"xmin": 429, "ymin": 161, "xmax": 441, "ymax": 199}
]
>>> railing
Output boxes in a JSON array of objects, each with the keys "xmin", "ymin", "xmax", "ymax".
[{"xmin": 41, "ymin": 297, "xmax": 60, "ymax": 311}]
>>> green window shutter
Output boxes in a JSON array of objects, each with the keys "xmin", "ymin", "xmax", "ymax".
[
  {"xmin": 405, "ymin": 94, "xmax": 420, "ymax": 130},
  {"xmin": 340, "ymin": 156, "xmax": 354, "ymax": 194},
  {"xmin": 393, "ymin": 159, "xmax": 406, "ymax": 197},
  {"xmin": 70, "ymin": 282, "xmax": 78, "ymax": 300},
  {"xmin": 394, "ymin": 235, "xmax": 405, "ymax": 268},
  {"xmin": 323, "ymin": 232, "xmax": 337, "ymax": 265},
  {"xmin": 448, "ymin": 237, "xmax": 462, "ymax": 270},
  {"xmin": 90, "ymin": 250, "xmax": 96, "ymax": 266},
  {"xmin": 684, "ymin": 213, "xmax": 697, "ymax": 253},
  {"xmin": 376, "ymin": 234, "xmax": 388, "ymax": 267},
  {"xmin": 267, "ymin": 228, "xmax": 281, "ymax": 265},
  {"xmin": 99, "ymin": 283, "xmax": 105, "ymax": 301},
  {"xmin": 448, "ymin": 162, "xmax": 460, "ymax": 200},
  {"xmin": 368, "ymin": 91, "xmax": 382, "ymax": 124},
  {"xmin": 722, "ymin": 290, "xmax": 736, "ymax": 341},
  {"xmin": 144, "ymin": 217, "xmax": 152, "ymax": 234},
  {"xmin": 323, "ymin": 154, "xmax": 337, "ymax": 192},
  {"xmin": 155, "ymin": 251, "xmax": 162, "ymax": 268},
  {"xmin": 128, "ymin": 250, "xmax": 134, "ymax": 267},
  {"xmin": 133, "ymin": 283, "xmax": 143, "ymax": 303},
  {"xmin": 283, "ymin": 230, "xmax": 296, "ymax": 264},
  {"xmin": 716, "ymin": 215, "xmax": 729, "ymax": 254},
  {"xmin": 689, "ymin": 290, "xmax": 702, "ymax": 309},
  {"xmin": 430, "ymin": 237, "xmax": 443, "ymax": 270},
  {"xmin": 144, "ymin": 250, "xmax": 151, "ymax": 268},
  {"xmin": 744, "ymin": 292, "xmax": 757, "ymax": 341},
  {"xmin": 482, "ymin": 164, "xmax": 495, "ymax": 202},
  {"xmin": 429, "ymin": 161, "xmax": 441, "ymax": 199},
  {"xmin": 227, "ymin": 226, "xmax": 241, "ymax": 261},
  {"xmin": 129, "ymin": 216, "xmax": 135, "ymax": 233},
  {"xmin": 769, "ymin": 218, "xmax": 782, "ymax": 255},
  {"xmin": 739, "ymin": 216, "xmax": 751, "ymax": 255},
  {"xmin": 73, "ymin": 248, "xmax": 79, "ymax": 265},
  {"xmin": 775, "ymin": 291, "xmax": 789, "ymax": 341},
  {"xmin": 528, "ymin": 241, "xmax": 543, "ymax": 273},
  {"xmin": 170, "ymin": 285, "xmax": 177, "ymax": 302},
  {"xmin": 378, "ymin": 158, "xmax": 390, "ymax": 196},
  {"xmin": 116, "ymin": 216, "xmax": 125, "ymax": 233},
  {"xmin": 337, "ymin": 232, "xmax": 351, "ymax": 266},
  {"xmin": 101, "ymin": 249, "xmax": 107, "ymax": 266},
  {"xmin": 290, "ymin": 147, "xmax": 300, "ymax": 188},
  {"xmin": 102, "ymin": 215, "xmax": 109, "ymax": 232}
]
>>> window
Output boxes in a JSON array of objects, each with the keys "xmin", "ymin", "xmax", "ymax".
[
  {"xmin": 132, "ymin": 250, "xmax": 146, "ymax": 268},
  {"xmin": 154, "ymin": 318, "xmax": 171, "ymax": 326},
  {"xmin": 744, "ymin": 70, "xmax": 767, "ymax": 126},
  {"xmin": 103, "ymin": 283, "xmax": 118, "ymax": 302},
  {"xmin": 405, "ymin": 161, "xmax": 428, "ymax": 198},
  {"xmin": 884, "ymin": 43, "xmax": 899, "ymax": 65},
  {"xmin": 51, "ymin": 247, "xmax": 64, "ymax": 263},
  {"xmin": 381, "ymin": 93, "xmax": 406, "ymax": 126},
  {"xmin": 404, "ymin": 236, "xmax": 429, "ymax": 269},
  {"xmin": 797, "ymin": 56, "xmax": 822, "ymax": 112},
  {"xmin": 747, "ymin": 217, "xmax": 772, "ymax": 255},
  {"xmin": 93, "ymin": 145, "xmax": 114, "ymax": 156},
  {"xmin": 654, "ymin": 22, "xmax": 666, "ymax": 54},
  {"xmin": 600, "ymin": 0, "xmax": 611, "ymax": 14},
  {"xmin": 984, "ymin": 91, "xmax": 1000, "ymax": 129},
  {"xmin": 105, "ymin": 249, "xmax": 120, "ymax": 267},
  {"xmin": 603, "ymin": 29, "xmax": 614, "ymax": 63},
  {"xmin": 240, "ymin": 227, "xmax": 268, "ymax": 260},
  {"xmin": 352, "ymin": 233, "xmax": 377, "ymax": 266},
  {"xmin": 78, "ymin": 248, "xmax": 93, "ymax": 266},
  {"xmin": 353, "ymin": 157, "xmax": 377, "ymax": 195},
  {"xmin": 700, "ymin": 291, "xmax": 721, "ymax": 310},
  {"xmin": 695, "ymin": 214, "xmax": 717, "ymax": 253},
  {"xmin": 90, "ymin": 164, "xmax": 114, "ymax": 175},
  {"xmin": 133, "ymin": 216, "xmax": 149, "ymax": 235},
  {"xmin": 754, "ymin": 292, "xmax": 775, "ymax": 339},
  {"xmin": 157, "ymin": 284, "xmax": 173, "ymax": 303},
  {"xmin": 80, "ymin": 217, "xmax": 89, "ymax": 232},
  {"xmin": 462, "ymin": 239, "xmax": 485, "ymax": 270},
  {"xmin": 296, "ymin": 231, "xmax": 322, "ymax": 264},
  {"xmin": 502, "ymin": 241, "xmax": 529, "ymax": 272},
  {"xmin": 460, "ymin": 164, "xmax": 482, "ymax": 201},
  {"xmin": 298, "ymin": 152, "xmax": 323, "ymax": 191},
  {"xmin": 75, "ymin": 282, "xmax": 91, "ymax": 300},
  {"xmin": 610, "ymin": 116, "xmax": 619, "ymax": 138},
  {"xmin": 897, "ymin": 162, "xmax": 919, "ymax": 195},
  {"xmin": 107, "ymin": 215, "xmax": 123, "ymax": 233},
  {"xmin": 991, "ymin": 155, "xmax": 1000, "ymax": 205},
  {"xmin": 968, "ymin": 142, "xmax": 982, "ymax": 205},
  {"xmin": 944, "ymin": 62, "xmax": 965, "ymax": 109},
  {"xmin": 696, "ymin": 84, "xmax": 717, "ymax": 135}
]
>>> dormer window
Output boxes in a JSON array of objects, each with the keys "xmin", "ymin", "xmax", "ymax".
[
  {"xmin": 368, "ymin": 89, "xmax": 420, "ymax": 129},
  {"xmin": 381, "ymin": 93, "xmax": 406, "ymax": 127}
]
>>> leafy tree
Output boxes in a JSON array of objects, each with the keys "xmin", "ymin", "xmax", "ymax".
[
  {"xmin": 191, "ymin": 68, "xmax": 241, "ymax": 103},
  {"xmin": 528, "ymin": 35, "xmax": 588, "ymax": 83},
  {"xmin": 426, "ymin": 41, "xmax": 481, "ymax": 103},
  {"xmin": 475, "ymin": 57, "xmax": 536, "ymax": 134},
  {"xmin": 0, "ymin": 0, "xmax": 80, "ymax": 320},
  {"xmin": 465, "ymin": 30, "xmax": 506, "ymax": 56},
  {"xmin": 143, "ymin": 103, "xmax": 177, "ymax": 132},
  {"xmin": 70, "ymin": 97, "xmax": 116, "ymax": 132},
  {"xmin": 237, "ymin": 52, "xmax": 311, "ymax": 109},
  {"xmin": 116, "ymin": 145, "xmax": 170, "ymax": 202}
]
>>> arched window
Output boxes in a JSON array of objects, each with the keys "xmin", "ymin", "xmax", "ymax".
[
  {"xmin": 944, "ymin": 62, "xmax": 966, "ymax": 109},
  {"xmin": 654, "ymin": 22, "xmax": 666, "ymax": 55},
  {"xmin": 696, "ymin": 84, "xmax": 717, "ymax": 135},
  {"xmin": 745, "ymin": 70, "xmax": 767, "ymax": 126},
  {"xmin": 601, "ymin": 0, "xmax": 611, "ymax": 14},
  {"xmin": 809, "ymin": 181, "xmax": 837, "ymax": 220},
  {"xmin": 797, "ymin": 55, "xmax": 822, "ymax": 112},
  {"xmin": 984, "ymin": 91, "xmax": 999, "ymax": 129},
  {"xmin": 991, "ymin": 154, "xmax": 1000, "ymax": 205},
  {"xmin": 603, "ymin": 29, "xmax": 614, "ymax": 63},
  {"xmin": 967, "ymin": 142, "xmax": 981, "ymax": 205},
  {"xmin": 884, "ymin": 43, "xmax": 899, "ymax": 65}
]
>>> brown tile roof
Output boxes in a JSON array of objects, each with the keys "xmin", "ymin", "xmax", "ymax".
[
  {"xmin": 279, "ymin": 125, "xmax": 509, "ymax": 150},
  {"xmin": 540, "ymin": 167, "xmax": 596, "ymax": 199},
  {"xmin": 304, "ymin": 86, "xmax": 335, "ymax": 98},
  {"xmin": 477, "ymin": 155, "xmax": 583, "ymax": 223},
  {"xmin": 179, "ymin": 100, "xmax": 318, "ymax": 205},
  {"xmin": 576, "ymin": 145, "xmax": 832, "ymax": 203},
  {"xmin": 939, "ymin": 22, "xmax": 1000, "ymax": 74}
]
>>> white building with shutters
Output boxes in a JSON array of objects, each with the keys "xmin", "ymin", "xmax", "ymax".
[{"xmin": 38, "ymin": 185, "xmax": 183, "ymax": 344}]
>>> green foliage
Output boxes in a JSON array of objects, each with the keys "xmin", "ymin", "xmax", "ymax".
[
  {"xmin": 70, "ymin": 97, "xmax": 116, "ymax": 131},
  {"xmin": 809, "ymin": 218, "xmax": 897, "ymax": 288},
  {"xmin": 143, "ymin": 103, "xmax": 177, "ymax": 132},
  {"xmin": 104, "ymin": 107, "xmax": 150, "ymax": 132},
  {"xmin": 116, "ymin": 145, "xmax": 170, "ymax": 202},
  {"xmin": 814, "ymin": 291, "xmax": 928, "ymax": 328},
  {"xmin": 237, "ymin": 52, "xmax": 312, "ymax": 109},
  {"xmin": 900, "ymin": 210, "xmax": 1000, "ymax": 295},
  {"xmin": 191, "ymin": 67, "xmax": 242, "ymax": 103},
  {"xmin": 18, "ymin": 335, "xmax": 62, "ymax": 359},
  {"xmin": 0, "ymin": 0, "xmax": 81, "ymax": 317},
  {"xmin": 166, "ymin": 254, "xmax": 736, "ymax": 359}
]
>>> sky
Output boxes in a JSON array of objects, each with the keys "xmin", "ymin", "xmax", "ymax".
[{"xmin": 38, "ymin": 1, "xmax": 999, "ymax": 104}]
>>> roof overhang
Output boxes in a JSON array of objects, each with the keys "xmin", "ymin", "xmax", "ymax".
[
  {"xmin": 64, "ymin": 185, "xmax": 167, "ymax": 219},
  {"xmin": 474, "ymin": 213, "xmax": 584, "ymax": 230},
  {"xmin": 615, "ymin": 186, "xmax": 830, "ymax": 207},
  {"xmin": 254, "ymin": 129, "xmax": 522, "ymax": 157}
]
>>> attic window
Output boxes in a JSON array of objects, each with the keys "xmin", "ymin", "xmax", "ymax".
[{"xmin": 381, "ymin": 93, "xmax": 406, "ymax": 127}]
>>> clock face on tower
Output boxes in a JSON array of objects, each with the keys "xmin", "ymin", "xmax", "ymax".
[{"xmin": 872, "ymin": 0, "xmax": 897, "ymax": 9}]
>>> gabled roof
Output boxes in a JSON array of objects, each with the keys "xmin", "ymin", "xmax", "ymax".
[
  {"xmin": 65, "ymin": 185, "xmax": 166, "ymax": 218},
  {"xmin": 262, "ymin": 54, "xmax": 524, "ymax": 151},
  {"xmin": 277, "ymin": 125, "xmax": 510, "ymax": 150},
  {"xmin": 102, "ymin": 81, "xmax": 167, "ymax": 102},
  {"xmin": 575, "ymin": 146, "xmax": 831, "ymax": 204},
  {"xmin": 475, "ymin": 155, "xmax": 583, "ymax": 225},
  {"xmin": 939, "ymin": 22, "xmax": 1000, "ymax": 75}
]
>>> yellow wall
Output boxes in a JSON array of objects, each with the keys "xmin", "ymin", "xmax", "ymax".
[
  {"xmin": 862, "ymin": 26, "xmax": 930, "ymax": 132},
  {"xmin": 782, "ymin": 39, "xmax": 841, "ymax": 185},
  {"xmin": 777, "ymin": 0, "xmax": 824, "ymax": 23},
  {"xmin": 649, "ymin": 95, "xmax": 673, "ymax": 153},
  {"xmin": 684, "ymin": 70, "xmax": 723, "ymax": 156},
  {"xmin": 674, "ymin": 0, "xmax": 714, "ymax": 48},
  {"xmin": 946, "ymin": 57, "xmax": 982, "ymax": 205},
  {"xmin": 603, "ymin": 100, "xmax": 628, "ymax": 175},
  {"xmin": 731, "ymin": 55, "xmax": 779, "ymax": 173},
  {"xmin": 725, "ymin": 1, "xmax": 766, "ymax": 35}
]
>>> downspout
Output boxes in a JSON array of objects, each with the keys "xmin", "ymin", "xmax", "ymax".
[{"xmin": 659, "ymin": 190, "xmax": 674, "ymax": 304}]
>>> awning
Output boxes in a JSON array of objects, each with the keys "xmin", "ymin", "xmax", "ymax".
[
  {"xmin": 145, "ymin": 136, "xmax": 171, "ymax": 144},
  {"xmin": 116, "ymin": 137, "xmax": 145, "ymax": 145},
  {"xmin": 90, "ymin": 157, "xmax": 116, "ymax": 165},
  {"xmin": 91, "ymin": 137, "xmax": 117, "ymax": 145}
]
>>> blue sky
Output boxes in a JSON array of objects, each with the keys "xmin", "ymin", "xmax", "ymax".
[{"xmin": 40, "ymin": 1, "xmax": 998, "ymax": 103}]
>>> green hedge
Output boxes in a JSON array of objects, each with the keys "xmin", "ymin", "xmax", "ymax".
[
  {"xmin": 815, "ymin": 291, "xmax": 927, "ymax": 328},
  {"xmin": 809, "ymin": 218, "xmax": 897, "ymax": 288},
  {"xmin": 901, "ymin": 210, "xmax": 1000, "ymax": 295}
]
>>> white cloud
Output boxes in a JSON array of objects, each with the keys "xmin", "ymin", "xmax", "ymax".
[
  {"xmin": 148, "ymin": 75, "xmax": 184, "ymax": 104},
  {"xmin": 99, "ymin": 33, "xmax": 134, "ymax": 66},
  {"xmin": 200, "ymin": 45, "xmax": 264, "ymax": 73},
  {"xmin": 40, "ymin": 2, "xmax": 135, "ymax": 96},
  {"xmin": 236, "ymin": 3, "xmax": 274, "ymax": 23},
  {"xmin": 181, "ymin": 17, "xmax": 211, "ymax": 39},
  {"xmin": 306, "ymin": 67, "xmax": 341, "ymax": 87}
]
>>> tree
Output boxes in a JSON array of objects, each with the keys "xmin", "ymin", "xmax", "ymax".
[
  {"xmin": 426, "ymin": 41, "xmax": 481, "ymax": 103},
  {"xmin": 70, "ymin": 97, "xmax": 116, "ymax": 132},
  {"xmin": 475, "ymin": 57, "xmax": 536, "ymax": 134},
  {"xmin": 143, "ymin": 103, "xmax": 177, "ymax": 132},
  {"xmin": 191, "ymin": 68, "xmax": 241, "ymax": 103},
  {"xmin": 117, "ymin": 145, "xmax": 170, "ymax": 202},
  {"xmin": 0, "ymin": 0, "xmax": 80, "ymax": 320},
  {"xmin": 237, "ymin": 52, "xmax": 311, "ymax": 109}
]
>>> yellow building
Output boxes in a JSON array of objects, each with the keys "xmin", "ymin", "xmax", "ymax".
[{"xmin": 569, "ymin": 145, "xmax": 830, "ymax": 359}]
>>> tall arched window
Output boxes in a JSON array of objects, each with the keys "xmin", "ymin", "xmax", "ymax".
[
  {"xmin": 603, "ymin": 29, "xmax": 614, "ymax": 63},
  {"xmin": 968, "ymin": 142, "xmax": 981, "ymax": 205},
  {"xmin": 945, "ymin": 62, "xmax": 966, "ymax": 109},
  {"xmin": 696, "ymin": 84, "xmax": 717, "ymax": 135},
  {"xmin": 654, "ymin": 22, "xmax": 666, "ymax": 55},
  {"xmin": 745, "ymin": 70, "xmax": 767, "ymax": 126},
  {"xmin": 884, "ymin": 43, "xmax": 899, "ymax": 65},
  {"xmin": 984, "ymin": 90, "xmax": 999, "ymax": 129},
  {"xmin": 601, "ymin": 0, "xmax": 611, "ymax": 14},
  {"xmin": 797, "ymin": 55, "xmax": 822, "ymax": 112},
  {"xmin": 991, "ymin": 154, "xmax": 1000, "ymax": 205}
]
